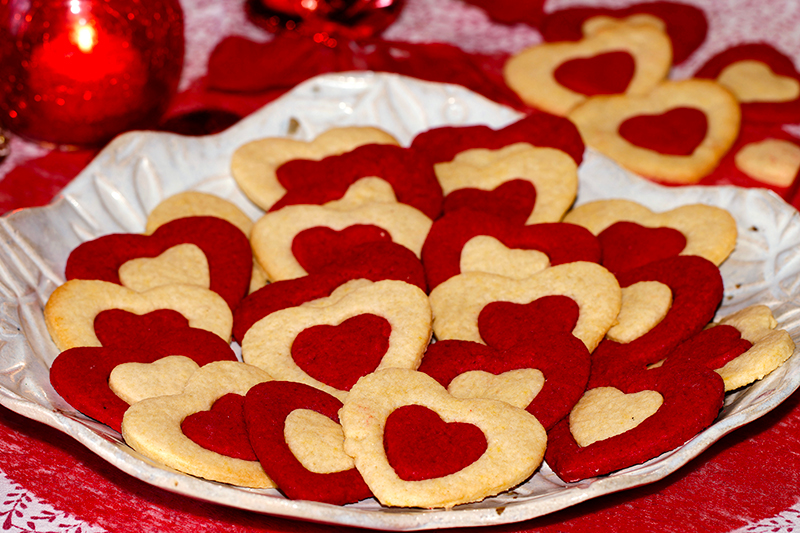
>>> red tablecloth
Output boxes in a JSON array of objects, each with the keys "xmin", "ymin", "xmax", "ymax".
[{"xmin": 2, "ymin": 1, "xmax": 800, "ymax": 532}]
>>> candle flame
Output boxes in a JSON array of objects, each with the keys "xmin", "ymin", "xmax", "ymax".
[{"xmin": 75, "ymin": 23, "xmax": 96, "ymax": 53}]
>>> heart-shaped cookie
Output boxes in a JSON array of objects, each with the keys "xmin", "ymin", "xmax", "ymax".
[
  {"xmin": 598, "ymin": 221, "xmax": 687, "ymax": 275},
  {"xmin": 250, "ymin": 201, "xmax": 432, "ymax": 282},
  {"xmin": 244, "ymin": 380, "xmax": 372, "ymax": 504},
  {"xmin": 563, "ymin": 198, "xmax": 737, "ymax": 267},
  {"xmin": 242, "ymin": 279, "xmax": 431, "ymax": 401},
  {"xmin": 442, "ymin": 179, "xmax": 536, "ymax": 225},
  {"xmin": 418, "ymin": 332, "xmax": 590, "ymax": 430},
  {"xmin": 339, "ymin": 368, "xmax": 546, "ymax": 509},
  {"xmin": 291, "ymin": 224, "xmax": 393, "ymax": 275},
  {"xmin": 567, "ymin": 79, "xmax": 741, "ymax": 184},
  {"xmin": 65, "ymin": 216, "xmax": 252, "ymax": 311},
  {"xmin": 121, "ymin": 360, "xmax": 274, "ymax": 488},
  {"xmin": 504, "ymin": 22, "xmax": 671, "ymax": 116},
  {"xmin": 553, "ymin": 51, "xmax": 635, "ymax": 96},
  {"xmin": 429, "ymin": 261, "xmax": 621, "ymax": 353},
  {"xmin": 422, "ymin": 210, "xmax": 601, "ymax": 289},
  {"xmin": 230, "ymin": 126, "xmax": 399, "ymax": 211},
  {"xmin": 49, "ymin": 310, "xmax": 238, "ymax": 432},
  {"xmin": 181, "ymin": 393, "xmax": 257, "ymax": 461},
  {"xmin": 232, "ymin": 241, "xmax": 427, "ymax": 343},
  {"xmin": 272, "ymin": 143, "xmax": 443, "ymax": 220},
  {"xmin": 540, "ymin": 2, "xmax": 708, "ymax": 64},
  {"xmin": 618, "ymin": 107, "xmax": 708, "ymax": 156},
  {"xmin": 44, "ymin": 280, "xmax": 232, "ymax": 350},
  {"xmin": 478, "ymin": 295, "xmax": 580, "ymax": 349},
  {"xmin": 545, "ymin": 362, "xmax": 724, "ymax": 482},
  {"xmin": 694, "ymin": 43, "xmax": 800, "ymax": 124}
]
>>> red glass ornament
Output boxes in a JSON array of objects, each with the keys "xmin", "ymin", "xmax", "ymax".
[{"xmin": 0, "ymin": 0, "xmax": 184, "ymax": 147}]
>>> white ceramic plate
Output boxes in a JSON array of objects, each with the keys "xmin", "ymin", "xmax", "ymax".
[{"xmin": 1, "ymin": 72, "xmax": 799, "ymax": 530}]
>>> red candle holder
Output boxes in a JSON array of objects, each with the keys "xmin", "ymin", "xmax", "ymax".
[{"xmin": 0, "ymin": 0, "xmax": 184, "ymax": 148}]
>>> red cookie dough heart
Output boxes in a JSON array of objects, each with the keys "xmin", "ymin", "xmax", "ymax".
[
  {"xmin": 478, "ymin": 295, "xmax": 580, "ymax": 350},
  {"xmin": 272, "ymin": 143, "xmax": 443, "ymax": 220},
  {"xmin": 244, "ymin": 380, "xmax": 372, "ymax": 505},
  {"xmin": 554, "ymin": 51, "xmax": 636, "ymax": 96},
  {"xmin": 182, "ymin": 393, "xmax": 256, "ymax": 461},
  {"xmin": 618, "ymin": 107, "xmax": 708, "ymax": 156},
  {"xmin": 590, "ymin": 255, "xmax": 723, "ymax": 384},
  {"xmin": 49, "ymin": 310, "xmax": 237, "ymax": 432},
  {"xmin": 65, "ymin": 216, "xmax": 252, "ymax": 310},
  {"xmin": 442, "ymin": 179, "xmax": 536, "ymax": 225},
  {"xmin": 232, "ymin": 241, "xmax": 426, "ymax": 343},
  {"xmin": 418, "ymin": 331, "xmax": 590, "ymax": 430},
  {"xmin": 422, "ymin": 210, "xmax": 601, "ymax": 290},
  {"xmin": 694, "ymin": 43, "xmax": 800, "ymax": 124},
  {"xmin": 660, "ymin": 325, "xmax": 752, "ymax": 373},
  {"xmin": 384, "ymin": 404, "xmax": 488, "ymax": 481},
  {"xmin": 540, "ymin": 2, "xmax": 708, "ymax": 65},
  {"xmin": 545, "ymin": 362, "xmax": 724, "ymax": 482},
  {"xmin": 292, "ymin": 224, "xmax": 393, "ymax": 275},
  {"xmin": 292, "ymin": 314, "xmax": 391, "ymax": 391},
  {"xmin": 598, "ymin": 221, "xmax": 687, "ymax": 276}
]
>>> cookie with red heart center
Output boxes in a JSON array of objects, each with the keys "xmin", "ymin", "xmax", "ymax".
[
  {"xmin": 418, "ymin": 329, "xmax": 590, "ymax": 430},
  {"xmin": 339, "ymin": 368, "xmax": 547, "ymax": 509},
  {"xmin": 232, "ymin": 240, "xmax": 426, "ymax": 343},
  {"xmin": 598, "ymin": 221, "xmax": 686, "ymax": 276},
  {"xmin": 422, "ymin": 210, "xmax": 601, "ymax": 290},
  {"xmin": 540, "ymin": 2, "xmax": 708, "ymax": 65},
  {"xmin": 271, "ymin": 143, "xmax": 443, "ymax": 220},
  {"xmin": 244, "ymin": 380, "xmax": 372, "ymax": 504},
  {"xmin": 49, "ymin": 310, "xmax": 238, "ymax": 432},
  {"xmin": 65, "ymin": 216, "xmax": 252, "ymax": 311},
  {"xmin": 545, "ymin": 361, "xmax": 724, "ymax": 483},
  {"xmin": 504, "ymin": 22, "xmax": 671, "ymax": 116},
  {"xmin": 694, "ymin": 43, "xmax": 800, "ymax": 124},
  {"xmin": 567, "ymin": 79, "xmax": 741, "ymax": 184},
  {"xmin": 242, "ymin": 279, "xmax": 431, "ymax": 401}
]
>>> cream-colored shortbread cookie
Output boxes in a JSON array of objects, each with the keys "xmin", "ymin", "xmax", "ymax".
[
  {"xmin": 109, "ymin": 356, "xmax": 201, "ymax": 405},
  {"xmin": 606, "ymin": 281, "xmax": 672, "ymax": 343},
  {"xmin": 504, "ymin": 23, "xmax": 671, "ymax": 116},
  {"xmin": 735, "ymin": 139, "xmax": 800, "ymax": 187},
  {"xmin": 231, "ymin": 127, "xmax": 399, "ymax": 211},
  {"xmin": 324, "ymin": 177, "xmax": 398, "ymax": 209},
  {"xmin": 121, "ymin": 360, "xmax": 275, "ymax": 488},
  {"xmin": 242, "ymin": 279, "xmax": 432, "ymax": 401},
  {"xmin": 284, "ymin": 409, "xmax": 354, "ymax": 474},
  {"xmin": 460, "ymin": 236, "xmax": 550, "ymax": 279},
  {"xmin": 714, "ymin": 305, "xmax": 795, "ymax": 391},
  {"xmin": 447, "ymin": 368, "xmax": 546, "ymax": 409},
  {"xmin": 44, "ymin": 280, "xmax": 232, "ymax": 351},
  {"xmin": 569, "ymin": 386, "xmax": 663, "ymax": 447},
  {"xmin": 568, "ymin": 79, "xmax": 741, "ymax": 183},
  {"xmin": 582, "ymin": 14, "xmax": 666, "ymax": 36},
  {"xmin": 716, "ymin": 60, "xmax": 800, "ymax": 103},
  {"xmin": 118, "ymin": 244, "xmax": 210, "ymax": 293},
  {"xmin": 249, "ymin": 202, "xmax": 432, "ymax": 282},
  {"xmin": 563, "ymin": 199, "xmax": 738, "ymax": 266},
  {"xmin": 339, "ymin": 368, "xmax": 547, "ymax": 509},
  {"xmin": 433, "ymin": 143, "xmax": 578, "ymax": 224},
  {"xmin": 428, "ymin": 262, "xmax": 621, "ymax": 353}
]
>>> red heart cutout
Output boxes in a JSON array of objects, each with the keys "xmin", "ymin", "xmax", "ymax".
[
  {"xmin": 182, "ymin": 393, "xmax": 257, "ymax": 461},
  {"xmin": 273, "ymin": 144, "xmax": 443, "ymax": 220},
  {"xmin": 598, "ymin": 221, "xmax": 687, "ymax": 275},
  {"xmin": 411, "ymin": 113, "xmax": 585, "ymax": 167},
  {"xmin": 545, "ymin": 362, "xmax": 724, "ymax": 482},
  {"xmin": 49, "ymin": 310, "xmax": 238, "ymax": 432},
  {"xmin": 590, "ymin": 255, "xmax": 723, "ymax": 384},
  {"xmin": 65, "ymin": 216, "xmax": 252, "ymax": 310},
  {"xmin": 244, "ymin": 380, "xmax": 372, "ymax": 504},
  {"xmin": 232, "ymin": 241, "xmax": 426, "ymax": 343},
  {"xmin": 541, "ymin": 3, "xmax": 708, "ymax": 65},
  {"xmin": 661, "ymin": 325, "xmax": 751, "ymax": 372},
  {"xmin": 383, "ymin": 404, "xmax": 488, "ymax": 481},
  {"xmin": 554, "ymin": 51, "xmax": 635, "ymax": 96},
  {"xmin": 619, "ymin": 107, "xmax": 708, "ymax": 156},
  {"xmin": 478, "ymin": 295, "xmax": 581, "ymax": 350},
  {"xmin": 418, "ymin": 332, "xmax": 590, "ymax": 430},
  {"xmin": 291, "ymin": 224, "xmax": 393, "ymax": 275},
  {"xmin": 291, "ymin": 314, "xmax": 391, "ymax": 391},
  {"xmin": 442, "ymin": 179, "xmax": 537, "ymax": 226},
  {"xmin": 422, "ymin": 210, "xmax": 601, "ymax": 290}
]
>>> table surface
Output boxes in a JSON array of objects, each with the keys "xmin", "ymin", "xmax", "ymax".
[{"xmin": 2, "ymin": 1, "xmax": 800, "ymax": 532}]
